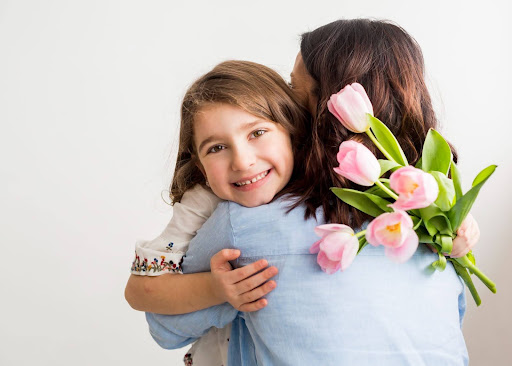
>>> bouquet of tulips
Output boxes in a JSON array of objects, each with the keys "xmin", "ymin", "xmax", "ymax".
[{"xmin": 309, "ymin": 83, "xmax": 496, "ymax": 305}]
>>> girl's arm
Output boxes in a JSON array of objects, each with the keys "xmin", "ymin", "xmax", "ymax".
[
  {"xmin": 125, "ymin": 252, "xmax": 277, "ymax": 314},
  {"xmin": 125, "ymin": 185, "xmax": 277, "ymax": 314}
]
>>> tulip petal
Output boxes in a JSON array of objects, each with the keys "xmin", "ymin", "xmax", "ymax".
[
  {"xmin": 317, "ymin": 251, "xmax": 341, "ymax": 274},
  {"xmin": 319, "ymin": 232, "xmax": 353, "ymax": 261},
  {"xmin": 339, "ymin": 236, "xmax": 359, "ymax": 271},
  {"xmin": 350, "ymin": 83, "xmax": 374, "ymax": 115},
  {"xmin": 327, "ymin": 97, "xmax": 343, "ymax": 123},
  {"xmin": 384, "ymin": 229, "xmax": 419, "ymax": 263},
  {"xmin": 309, "ymin": 239, "xmax": 322, "ymax": 254},
  {"xmin": 314, "ymin": 224, "xmax": 354, "ymax": 238}
]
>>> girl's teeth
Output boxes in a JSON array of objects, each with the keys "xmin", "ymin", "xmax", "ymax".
[{"xmin": 235, "ymin": 171, "xmax": 268, "ymax": 186}]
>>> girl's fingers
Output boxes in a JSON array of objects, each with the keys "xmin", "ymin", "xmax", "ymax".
[
  {"xmin": 239, "ymin": 280, "xmax": 276, "ymax": 306},
  {"xmin": 236, "ymin": 266, "xmax": 278, "ymax": 293},
  {"xmin": 226, "ymin": 259, "xmax": 271, "ymax": 283},
  {"xmin": 210, "ymin": 249, "xmax": 240, "ymax": 271},
  {"xmin": 238, "ymin": 298, "xmax": 268, "ymax": 313}
]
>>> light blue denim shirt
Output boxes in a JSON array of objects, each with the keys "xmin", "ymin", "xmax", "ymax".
[{"xmin": 147, "ymin": 198, "xmax": 468, "ymax": 365}]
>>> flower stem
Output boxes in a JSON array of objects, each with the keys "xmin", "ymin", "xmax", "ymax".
[
  {"xmin": 355, "ymin": 230, "xmax": 366, "ymax": 238},
  {"xmin": 375, "ymin": 180, "xmax": 399, "ymax": 200},
  {"xmin": 454, "ymin": 255, "xmax": 497, "ymax": 293},
  {"xmin": 365, "ymin": 130, "xmax": 397, "ymax": 163}
]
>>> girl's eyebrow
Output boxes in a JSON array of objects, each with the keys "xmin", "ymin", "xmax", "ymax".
[{"xmin": 197, "ymin": 119, "xmax": 268, "ymax": 153}]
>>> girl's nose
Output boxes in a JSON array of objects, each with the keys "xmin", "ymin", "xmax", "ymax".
[{"xmin": 231, "ymin": 146, "xmax": 256, "ymax": 171}]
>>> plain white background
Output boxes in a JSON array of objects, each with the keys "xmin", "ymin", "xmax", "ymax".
[{"xmin": 1, "ymin": 0, "xmax": 511, "ymax": 364}]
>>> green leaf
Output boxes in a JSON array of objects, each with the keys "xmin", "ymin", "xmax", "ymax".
[
  {"xmin": 357, "ymin": 237, "xmax": 369, "ymax": 254},
  {"xmin": 331, "ymin": 188, "xmax": 393, "ymax": 217},
  {"xmin": 435, "ymin": 234, "xmax": 453, "ymax": 255},
  {"xmin": 473, "ymin": 164, "xmax": 497, "ymax": 187},
  {"xmin": 378, "ymin": 159, "xmax": 401, "ymax": 176},
  {"xmin": 416, "ymin": 225, "xmax": 435, "ymax": 244},
  {"xmin": 368, "ymin": 115, "xmax": 408, "ymax": 166},
  {"xmin": 419, "ymin": 205, "xmax": 453, "ymax": 235},
  {"xmin": 450, "ymin": 160, "xmax": 463, "ymax": 200},
  {"xmin": 421, "ymin": 129, "xmax": 452, "ymax": 175},
  {"xmin": 430, "ymin": 171, "xmax": 456, "ymax": 211},
  {"xmin": 431, "ymin": 252, "xmax": 447, "ymax": 272},
  {"xmin": 448, "ymin": 165, "xmax": 497, "ymax": 231},
  {"xmin": 415, "ymin": 157, "xmax": 422, "ymax": 169}
]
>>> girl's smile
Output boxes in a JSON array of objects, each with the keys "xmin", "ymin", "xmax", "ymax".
[
  {"xmin": 232, "ymin": 169, "xmax": 271, "ymax": 190},
  {"xmin": 193, "ymin": 104, "xmax": 294, "ymax": 207}
]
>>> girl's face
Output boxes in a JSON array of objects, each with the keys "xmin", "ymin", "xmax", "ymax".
[{"xmin": 193, "ymin": 104, "xmax": 294, "ymax": 207}]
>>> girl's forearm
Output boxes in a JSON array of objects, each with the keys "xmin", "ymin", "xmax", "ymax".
[{"xmin": 124, "ymin": 272, "xmax": 223, "ymax": 314}]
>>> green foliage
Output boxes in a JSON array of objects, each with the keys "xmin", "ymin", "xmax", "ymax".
[
  {"xmin": 450, "ymin": 160, "xmax": 463, "ymax": 200},
  {"xmin": 368, "ymin": 115, "xmax": 408, "ymax": 166},
  {"xmin": 378, "ymin": 159, "xmax": 401, "ymax": 176},
  {"xmin": 448, "ymin": 165, "xmax": 497, "ymax": 231},
  {"xmin": 430, "ymin": 171, "xmax": 456, "ymax": 211},
  {"xmin": 421, "ymin": 129, "xmax": 452, "ymax": 175},
  {"xmin": 450, "ymin": 259, "xmax": 481, "ymax": 306},
  {"xmin": 365, "ymin": 179, "xmax": 392, "ymax": 198},
  {"xmin": 419, "ymin": 205, "xmax": 453, "ymax": 236},
  {"xmin": 331, "ymin": 188, "xmax": 393, "ymax": 217}
]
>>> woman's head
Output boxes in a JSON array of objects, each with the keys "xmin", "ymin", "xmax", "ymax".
[
  {"xmin": 289, "ymin": 19, "xmax": 441, "ymax": 226},
  {"xmin": 171, "ymin": 60, "xmax": 308, "ymax": 206}
]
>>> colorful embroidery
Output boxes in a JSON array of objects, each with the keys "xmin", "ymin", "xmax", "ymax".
[
  {"xmin": 131, "ymin": 252, "xmax": 183, "ymax": 274},
  {"xmin": 183, "ymin": 353, "xmax": 193, "ymax": 366},
  {"xmin": 165, "ymin": 242, "xmax": 174, "ymax": 251}
]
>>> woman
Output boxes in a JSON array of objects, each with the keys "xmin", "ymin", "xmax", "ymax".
[{"xmin": 145, "ymin": 19, "xmax": 475, "ymax": 365}]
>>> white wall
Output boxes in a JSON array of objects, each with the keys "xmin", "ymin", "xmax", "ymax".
[{"xmin": 1, "ymin": 0, "xmax": 510, "ymax": 364}]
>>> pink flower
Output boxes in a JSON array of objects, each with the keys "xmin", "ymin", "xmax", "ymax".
[
  {"xmin": 366, "ymin": 211, "xmax": 419, "ymax": 263},
  {"xmin": 333, "ymin": 140, "xmax": 380, "ymax": 186},
  {"xmin": 310, "ymin": 224, "xmax": 359, "ymax": 274},
  {"xmin": 390, "ymin": 166, "xmax": 439, "ymax": 210},
  {"xmin": 327, "ymin": 82, "xmax": 373, "ymax": 133}
]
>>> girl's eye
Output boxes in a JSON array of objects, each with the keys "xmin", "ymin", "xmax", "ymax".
[
  {"xmin": 207, "ymin": 145, "xmax": 225, "ymax": 154},
  {"xmin": 287, "ymin": 81, "xmax": 294, "ymax": 89},
  {"xmin": 251, "ymin": 129, "xmax": 266, "ymax": 138}
]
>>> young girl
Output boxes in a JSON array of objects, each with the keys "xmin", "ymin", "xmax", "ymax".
[
  {"xmin": 126, "ymin": 60, "xmax": 309, "ymax": 365},
  {"xmin": 140, "ymin": 19, "xmax": 480, "ymax": 365}
]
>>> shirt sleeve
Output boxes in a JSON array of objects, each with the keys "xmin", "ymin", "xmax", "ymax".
[
  {"xmin": 145, "ymin": 201, "xmax": 238, "ymax": 349},
  {"xmin": 131, "ymin": 185, "xmax": 222, "ymax": 276}
]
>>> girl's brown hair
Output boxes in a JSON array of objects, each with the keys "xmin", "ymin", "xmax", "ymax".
[
  {"xmin": 287, "ymin": 19, "xmax": 453, "ymax": 227},
  {"xmin": 170, "ymin": 60, "xmax": 308, "ymax": 203}
]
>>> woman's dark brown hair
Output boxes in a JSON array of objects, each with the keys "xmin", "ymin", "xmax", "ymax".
[
  {"xmin": 288, "ymin": 19, "xmax": 451, "ymax": 227},
  {"xmin": 170, "ymin": 60, "xmax": 308, "ymax": 203}
]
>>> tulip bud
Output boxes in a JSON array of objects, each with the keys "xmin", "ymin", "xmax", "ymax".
[
  {"xmin": 366, "ymin": 211, "xmax": 419, "ymax": 263},
  {"xmin": 334, "ymin": 140, "xmax": 380, "ymax": 186},
  {"xmin": 327, "ymin": 83, "xmax": 373, "ymax": 133},
  {"xmin": 390, "ymin": 166, "xmax": 439, "ymax": 211},
  {"xmin": 310, "ymin": 224, "xmax": 359, "ymax": 274}
]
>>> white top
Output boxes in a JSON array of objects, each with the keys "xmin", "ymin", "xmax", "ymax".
[
  {"xmin": 130, "ymin": 184, "xmax": 230, "ymax": 366},
  {"xmin": 131, "ymin": 184, "xmax": 222, "ymax": 276}
]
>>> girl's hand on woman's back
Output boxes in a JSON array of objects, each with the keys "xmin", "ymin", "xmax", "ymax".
[
  {"xmin": 428, "ymin": 214, "xmax": 480, "ymax": 258},
  {"xmin": 450, "ymin": 214, "xmax": 480, "ymax": 258},
  {"xmin": 210, "ymin": 249, "xmax": 278, "ymax": 312}
]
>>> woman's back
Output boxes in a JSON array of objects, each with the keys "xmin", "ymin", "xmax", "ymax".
[{"xmin": 179, "ymin": 197, "xmax": 468, "ymax": 365}]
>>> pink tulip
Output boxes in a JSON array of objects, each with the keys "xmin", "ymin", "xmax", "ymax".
[
  {"xmin": 310, "ymin": 224, "xmax": 359, "ymax": 274},
  {"xmin": 333, "ymin": 140, "xmax": 380, "ymax": 186},
  {"xmin": 366, "ymin": 211, "xmax": 419, "ymax": 263},
  {"xmin": 327, "ymin": 82, "xmax": 373, "ymax": 133},
  {"xmin": 390, "ymin": 166, "xmax": 439, "ymax": 210}
]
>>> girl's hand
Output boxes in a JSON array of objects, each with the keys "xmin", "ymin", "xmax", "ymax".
[
  {"xmin": 210, "ymin": 249, "xmax": 278, "ymax": 312},
  {"xmin": 450, "ymin": 214, "xmax": 480, "ymax": 258}
]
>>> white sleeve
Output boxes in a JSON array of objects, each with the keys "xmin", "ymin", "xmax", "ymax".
[{"xmin": 130, "ymin": 185, "xmax": 222, "ymax": 276}]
